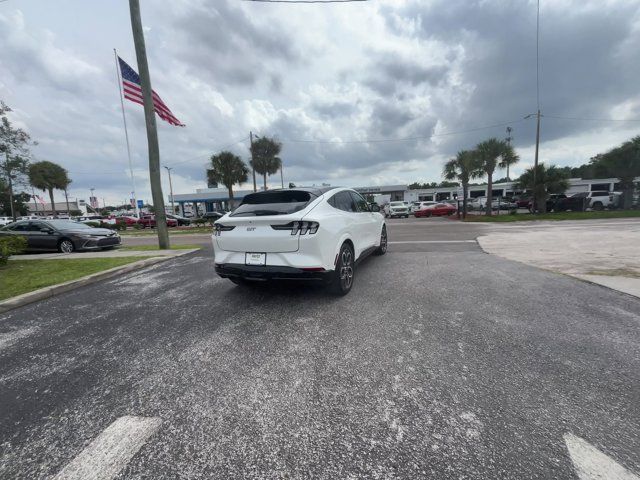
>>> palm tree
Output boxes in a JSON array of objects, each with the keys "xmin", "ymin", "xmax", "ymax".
[
  {"xmin": 250, "ymin": 137, "xmax": 282, "ymax": 190},
  {"xmin": 207, "ymin": 151, "xmax": 249, "ymax": 208},
  {"xmin": 502, "ymin": 146, "xmax": 520, "ymax": 181},
  {"xmin": 475, "ymin": 138, "xmax": 517, "ymax": 215},
  {"xmin": 443, "ymin": 150, "xmax": 481, "ymax": 219},
  {"xmin": 28, "ymin": 160, "xmax": 69, "ymax": 216},
  {"xmin": 516, "ymin": 163, "xmax": 569, "ymax": 213}
]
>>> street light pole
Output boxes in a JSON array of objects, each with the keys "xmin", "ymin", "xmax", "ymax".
[
  {"xmin": 164, "ymin": 166, "xmax": 175, "ymax": 214},
  {"xmin": 250, "ymin": 131, "xmax": 257, "ymax": 192}
]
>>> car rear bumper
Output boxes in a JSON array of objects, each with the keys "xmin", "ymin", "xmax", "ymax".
[{"xmin": 215, "ymin": 263, "xmax": 332, "ymax": 282}]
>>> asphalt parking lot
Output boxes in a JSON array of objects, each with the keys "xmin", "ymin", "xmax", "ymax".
[{"xmin": 1, "ymin": 219, "xmax": 639, "ymax": 479}]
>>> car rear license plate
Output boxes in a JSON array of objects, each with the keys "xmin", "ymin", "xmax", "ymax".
[{"xmin": 245, "ymin": 253, "xmax": 266, "ymax": 266}]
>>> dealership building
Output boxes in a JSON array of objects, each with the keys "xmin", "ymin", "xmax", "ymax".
[{"xmin": 171, "ymin": 177, "xmax": 636, "ymax": 215}]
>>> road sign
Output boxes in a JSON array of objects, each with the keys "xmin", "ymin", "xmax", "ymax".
[{"xmin": 137, "ymin": 200, "xmax": 144, "ymax": 209}]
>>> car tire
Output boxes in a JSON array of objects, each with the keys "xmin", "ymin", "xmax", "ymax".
[
  {"xmin": 329, "ymin": 242, "xmax": 354, "ymax": 296},
  {"xmin": 58, "ymin": 238, "xmax": 75, "ymax": 254},
  {"xmin": 592, "ymin": 202, "xmax": 604, "ymax": 211},
  {"xmin": 374, "ymin": 225, "xmax": 387, "ymax": 256}
]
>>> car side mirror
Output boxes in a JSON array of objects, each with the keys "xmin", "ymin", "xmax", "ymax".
[
  {"xmin": 370, "ymin": 204, "xmax": 380, "ymax": 212},
  {"xmin": 41, "ymin": 227, "xmax": 54, "ymax": 234}
]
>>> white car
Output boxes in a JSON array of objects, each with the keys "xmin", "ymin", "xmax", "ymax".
[
  {"xmin": 212, "ymin": 187, "xmax": 387, "ymax": 295},
  {"xmin": 384, "ymin": 201, "xmax": 409, "ymax": 218},
  {"xmin": 411, "ymin": 201, "xmax": 437, "ymax": 214},
  {"xmin": 0, "ymin": 216, "xmax": 14, "ymax": 226}
]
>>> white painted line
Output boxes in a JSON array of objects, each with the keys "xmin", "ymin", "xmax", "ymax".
[
  {"xmin": 564, "ymin": 433, "xmax": 639, "ymax": 480},
  {"xmin": 54, "ymin": 416, "xmax": 161, "ymax": 480},
  {"xmin": 388, "ymin": 240, "xmax": 477, "ymax": 244}
]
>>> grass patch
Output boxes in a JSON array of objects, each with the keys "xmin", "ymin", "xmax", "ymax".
[
  {"xmin": 0, "ymin": 257, "xmax": 148, "ymax": 300},
  {"xmin": 585, "ymin": 268, "xmax": 640, "ymax": 279},
  {"xmin": 119, "ymin": 244, "xmax": 201, "ymax": 251},
  {"xmin": 464, "ymin": 210, "xmax": 640, "ymax": 222}
]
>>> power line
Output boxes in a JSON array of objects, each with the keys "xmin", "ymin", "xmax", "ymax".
[
  {"xmin": 280, "ymin": 119, "xmax": 524, "ymax": 144},
  {"xmin": 545, "ymin": 114, "xmax": 640, "ymax": 122},
  {"xmin": 165, "ymin": 135, "xmax": 249, "ymax": 167},
  {"xmin": 243, "ymin": 0, "xmax": 367, "ymax": 3}
]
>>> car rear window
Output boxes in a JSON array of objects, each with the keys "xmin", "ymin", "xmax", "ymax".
[{"xmin": 231, "ymin": 190, "xmax": 316, "ymax": 217}]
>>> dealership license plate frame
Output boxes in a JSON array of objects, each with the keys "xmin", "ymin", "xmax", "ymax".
[{"xmin": 245, "ymin": 252, "xmax": 267, "ymax": 266}]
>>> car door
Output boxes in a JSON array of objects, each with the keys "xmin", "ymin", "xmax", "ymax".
[
  {"xmin": 350, "ymin": 191, "xmax": 379, "ymax": 248},
  {"xmin": 332, "ymin": 191, "xmax": 367, "ymax": 257},
  {"xmin": 27, "ymin": 221, "xmax": 57, "ymax": 250}
]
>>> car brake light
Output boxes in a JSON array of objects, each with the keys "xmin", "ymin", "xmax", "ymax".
[
  {"xmin": 213, "ymin": 224, "xmax": 235, "ymax": 236},
  {"xmin": 271, "ymin": 221, "xmax": 319, "ymax": 235}
]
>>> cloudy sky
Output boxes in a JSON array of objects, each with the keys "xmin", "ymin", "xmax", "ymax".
[{"xmin": 1, "ymin": 0, "xmax": 640, "ymax": 205}]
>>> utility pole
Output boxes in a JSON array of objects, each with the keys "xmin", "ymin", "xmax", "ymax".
[
  {"xmin": 128, "ymin": 0, "xmax": 169, "ymax": 249},
  {"xmin": 505, "ymin": 126, "xmax": 513, "ymax": 180},
  {"xmin": 90, "ymin": 187, "xmax": 95, "ymax": 212},
  {"xmin": 280, "ymin": 161, "xmax": 284, "ymax": 189},
  {"xmin": 533, "ymin": 110, "xmax": 541, "ymax": 211},
  {"xmin": 250, "ymin": 131, "xmax": 257, "ymax": 192},
  {"xmin": 164, "ymin": 165, "xmax": 175, "ymax": 214}
]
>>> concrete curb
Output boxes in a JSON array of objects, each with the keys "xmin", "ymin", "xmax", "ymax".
[{"xmin": 0, "ymin": 250, "xmax": 199, "ymax": 314}]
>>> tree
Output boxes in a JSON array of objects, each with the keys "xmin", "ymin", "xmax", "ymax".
[
  {"xmin": 0, "ymin": 178, "xmax": 30, "ymax": 216},
  {"xmin": 475, "ymin": 138, "xmax": 518, "ymax": 215},
  {"xmin": 516, "ymin": 163, "xmax": 569, "ymax": 213},
  {"xmin": 0, "ymin": 102, "xmax": 33, "ymax": 220},
  {"xmin": 28, "ymin": 161, "xmax": 70, "ymax": 216},
  {"xmin": 250, "ymin": 136, "xmax": 282, "ymax": 190},
  {"xmin": 443, "ymin": 150, "xmax": 482, "ymax": 219},
  {"xmin": 207, "ymin": 151, "xmax": 249, "ymax": 208},
  {"xmin": 591, "ymin": 137, "xmax": 640, "ymax": 209}
]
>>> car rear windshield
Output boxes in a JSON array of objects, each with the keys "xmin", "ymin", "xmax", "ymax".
[
  {"xmin": 231, "ymin": 190, "xmax": 316, "ymax": 217},
  {"xmin": 390, "ymin": 202, "xmax": 405, "ymax": 206}
]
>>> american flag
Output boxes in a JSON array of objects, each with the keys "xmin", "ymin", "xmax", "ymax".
[{"xmin": 118, "ymin": 56, "xmax": 185, "ymax": 127}]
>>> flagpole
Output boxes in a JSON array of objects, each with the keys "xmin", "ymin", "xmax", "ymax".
[
  {"xmin": 114, "ymin": 48, "xmax": 140, "ymax": 218},
  {"xmin": 31, "ymin": 187, "xmax": 39, "ymax": 216}
]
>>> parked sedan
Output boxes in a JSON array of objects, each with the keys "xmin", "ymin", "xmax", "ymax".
[
  {"xmin": 138, "ymin": 215, "xmax": 179, "ymax": 228},
  {"xmin": 0, "ymin": 220, "xmax": 121, "ymax": 253},
  {"xmin": 0, "ymin": 216, "xmax": 14, "ymax": 226},
  {"xmin": 415, "ymin": 203, "xmax": 456, "ymax": 217},
  {"xmin": 166, "ymin": 213, "xmax": 191, "ymax": 226}
]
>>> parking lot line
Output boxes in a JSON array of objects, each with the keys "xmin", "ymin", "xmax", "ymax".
[
  {"xmin": 564, "ymin": 433, "xmax": 639, "ymax": 480},
  {"xmin": 388, "ymin": 240, "xmax": 477, "ymax": 244},
  {"xmin": 53, "ymin": 416, "xmax": 161, "ymax": 480}
]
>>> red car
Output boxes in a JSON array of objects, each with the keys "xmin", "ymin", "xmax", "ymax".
[
  {"xmin": 137, "ymin": 215, "xmax": 178, "ymax": 228},
  {"xmin": 414, "ymin": 203, "xmax": 456, "ymax": 217},
  {"xmin": 116, "ymin": 216, "xmax": 140, "ymax": 226}
]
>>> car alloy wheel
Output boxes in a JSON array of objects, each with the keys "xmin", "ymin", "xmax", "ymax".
[
  {"xmin": 59, "ymin": 239, "xmax": 74, "ymax": 253},
  {"xmin": 331, "ymin": 243, "xmax": 354, "ymax": 295}
]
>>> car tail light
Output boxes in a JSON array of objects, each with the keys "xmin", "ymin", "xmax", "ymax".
[
  {"xmin": 213, "ymin": 224, "xmax": 235, "ymax": 236},
  {"xmin": 271, "ymin": 221, "xmax": 319, "ymax": 235}
]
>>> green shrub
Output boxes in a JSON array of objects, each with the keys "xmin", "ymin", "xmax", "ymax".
[
  {"xmin": 132, "ymin": 223, "xmax": 142, "ymax": 230},
  {"xmin": 509, "ymin": 209, "xmax": 517, "ymax": 215},
  {"xmin": 193, "ymin": 218, "xmax": 207, "ymax": 226},
  {"xmin": 85, "ymin": 221, "xmax": 100, "ymax": 228},
  {"xmin": 0, "ymin": 235, "xmax": 27, "ymax": 266}
]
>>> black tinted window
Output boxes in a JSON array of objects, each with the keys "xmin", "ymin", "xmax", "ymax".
[
  {"xmin": 10, "ymin": 223, "xmax": 29, "ymax": 232},
  {"xmin": 350, "ymin": 192, "xmax": 370, "ymax": 212},
  {"xmin": 232, "ymin": 190, "xmax": 315, "ymax": 217},
  {"xmin": 572, "ymin": 192, "xmax": 588, "ymax": 198},
  {"xmin": 592, "ymin": 191, "xmax": 608, "ymax": 196},
  {"xmin": 331, "ymin": 191, "xmax": 357, "ymax": 212}
]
